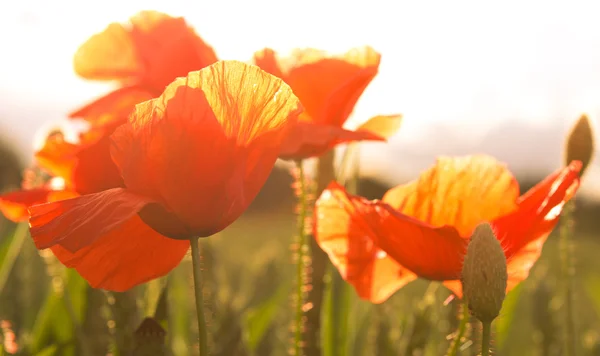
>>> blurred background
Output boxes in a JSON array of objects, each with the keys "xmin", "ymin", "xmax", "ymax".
[{"xmin": 1, "ymin": 1, "xmax": 600, "ymax": 355}]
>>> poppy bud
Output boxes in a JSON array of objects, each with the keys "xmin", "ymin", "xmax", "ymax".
[
  {"xmin": 132, "ymin": 317, "xmax": 167, "ymax": 356},
  {"xmin": 461, "ymin": 222, "xmax": 507, "ymax": 323},
  {"xmin": 564, "ymin": 114, "xmax": 595, "ymax": 177}
]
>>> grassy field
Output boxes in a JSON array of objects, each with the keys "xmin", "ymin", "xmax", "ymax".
[{"xmin": 2, "ymin": 160, "xmax": 600, "ymax": 355}]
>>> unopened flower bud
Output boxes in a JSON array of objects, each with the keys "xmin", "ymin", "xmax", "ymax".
[
  {"xmin": 564, "ymin": 114, "xmax": 595, "ymax": 177},
  {"xmin": 461, "ymin": 222, "xmax": 508, "ymax": 323},
  {"xmin": 132, "ymin": 317, "xmax": 167, "ymax": 356}
]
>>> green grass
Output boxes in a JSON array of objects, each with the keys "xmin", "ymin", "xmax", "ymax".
[{"xmin": 1, "ymin": 200, "xmax": 600, "ymax": 355}]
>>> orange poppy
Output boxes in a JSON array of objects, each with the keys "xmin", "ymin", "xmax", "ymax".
[
  {"xmin": 28, "ymin": 61, "xmax": 303, "ymax": 291},
  {"xmin": 0, "ymin": 185, "xmax": 77, "ymax": 223},
  {"xmin": 253, "ymin": 47, "xmax": 386, "ymax": 159},
  {"xmin": 0, "ymin": 124, "xmax": 123, "ymax": 222},
  {"xmin": 70, "ymin": 10, "xmax": 218, "ymax": 125},
  {"xmin": 314, "ymin": 155, "xmax": 581, "ymax": 303}
]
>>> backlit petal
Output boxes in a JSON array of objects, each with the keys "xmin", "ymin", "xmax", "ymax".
[
  {"xmin": 356, "ymin": 114, "xmax": 403, "ymax": 140},
  {"xmin": 0, "ymin": 188, "xmax": 76, "ymax": 222},
  {"xmin": 315, "ymin": 183, "xmax": 466, "ymax": 281},
  {"xmin": 128, "ymin": 11, "xmax": 218, "ymax": 90},
  {"xmin": 383, "ymin": 155, "xmax": 520, "ymax": 237},
  {"xmin": 361, "ymin": 202, "xmax": 466, "ymax": 281},
  {"xmin": 442, "ymin": 161, "xmax": 582, "ymax": 298},
  {"xmin": 74, "ymin": 22, "xmax": 142, "ymax": 81},
  {"xmin": 111, "ymin": 61, "xmax": 302, "ymax": 237},
  {"xmin": 49, "ymin": 215, "xmax": 189, "ymax": 291},
  {"xmin": 35, "ymin": 126, "xmax": 123, "ymax": 194},
  {"xmin": 69, "ymin": 85, "xmax": 155, "ymax": 124},
  {"xmin": 73, "ymin": 10, "xmax": 218, "ymax": 91},
  {"xmin": 315, "ymin": 182, "xmax": 416, "ymax": 303},
  {"xmin": 285, "ymin": 47, "xmax": 380, "ymax": 126},
  {"xmin": 253, "ymin": 48, "xmax": 285, "ymax": 79},
  {"xmin": 495, "ymin": 161, "xmax": 581, "ymax": 287},
  {"xmin": 35, "ymin": 132, "xmax": 78, "ymax": 181},
  {"xmin": 29, "ymin": 188, "xmax": 152, "ymax": 252},
  {"xmin": 279, "ymin": 122, "xmax": 385, "ymax": 160}
]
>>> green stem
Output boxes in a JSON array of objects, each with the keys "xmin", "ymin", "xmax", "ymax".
[
  {"xmin": 190, "ymin": 237, "xmax": 209, "ymax": 356},
  {"xmin": 446, "ymin": 301, "xmax": 469, "ymax": 356},
  {"xmin": 559, "ymin": 201, "xmax": 577, "ymax": 356},
  {"xmin": 0, "ymin": 223, "xmax": 28, "ymax": 293},
  {"xmin": 62, "ymin": 283, "xmax": 92, "ymax": 356},
  {"xmin": 293, "ymin": 160, "xmax": 308, "ymax": 356},
  {"xmin": 336, "ymin": 145, "xmax": 357, "ymax": 186},
  {"xmin": 481, "ymin": 321, "xmax": 491, "ymax": 356}
]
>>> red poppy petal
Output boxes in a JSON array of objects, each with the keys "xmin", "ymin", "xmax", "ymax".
[
  {"xmin": 35, "ymin": 133, "xmax": 79, "ymax": 181},
  {"xmin": 443, "ymin": 161, "xmax": 582, "ymax": 299},
  {"xmin": 382, "ymin": 155, "xmax": 520, "ymax": 237},
  {"xmin": 286, "ymin": 46, "xmax": 380, "ymax": 126},
  {"xmin": 367, "ymin": 206, "xmax": 466, "ymax": 281},
  {"xmin": 253, "ymin": 48, "xmax": 285, "ymax": 79},
  {"xmin": 73, "ymin": 22, "xmax": 143, "ymax": 81},
  {"xmin": 69, "ymin": 85, "xmax": 155, "ymax": 124},
  {"xmin": 315, "ymin": 182, "xmax": 416, "ymax": 303},
  {"xmin": 318, "ymin": 65, "xmax": 379, "ymax": 127},
  {"xmin": 323, "ymin": 181, "xmax": 467, "ymax": 280},
  {"xmin": 129, "ymin": 11, "xmax": 218, "ymax": 90},
  {"xmin": 29, "ymin": 188, "xmax": 152, "ymax": 252},
  {"xmin": 35, "ymin": 126, "xmax": 123, "ymax": 194},
  {"xmin": 71, "ymin": 134, "xmax": 124, "ymax": 195},
  {"xmin": 494, "ymin": 161, "xmax": 581, "ymax": 287},
  {"xmin": 0, "ymin": 188, "xmax": 76, "ymax": 222},
  {"xmin": 48, "ymin": 215, "xmax": 189, "ymax": 291},
  {"xmin": 110, "ymin": 61, "xmax": 303, "ymax": 237},
  {"xmin": 279, "ymin": 122, "xmax": 385, "ymax": 160}
]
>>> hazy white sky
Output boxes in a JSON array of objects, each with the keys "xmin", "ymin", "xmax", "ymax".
[{"xmin": 1, "ymin": 0, "xmax": 599, "ymax": 197}]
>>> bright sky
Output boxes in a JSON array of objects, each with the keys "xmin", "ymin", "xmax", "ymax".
[{"xmin": 1, "ymin": 0, "xmax": 600, "ymax": 197}]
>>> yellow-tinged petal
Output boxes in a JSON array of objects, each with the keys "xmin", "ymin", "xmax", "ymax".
[
  {"xmin": 382, "ymin": 155, "xmax": 520, "ymax": 237},
  {"xmin": 357, "ymin": 114, "xmax": 403, "ymax": 139}
]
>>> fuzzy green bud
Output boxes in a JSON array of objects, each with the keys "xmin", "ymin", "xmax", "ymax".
[{"xmin": 461, "ymin": 222, "xmax": 508, "ymax": 323}]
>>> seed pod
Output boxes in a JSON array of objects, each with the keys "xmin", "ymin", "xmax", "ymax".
[
  {"xmin": 461, "ymin": 222, "xmax": 508, "ymax": 323},
  {"xmin": 564, "ymin": 114, "xmax": 595, "ymax": 177}
]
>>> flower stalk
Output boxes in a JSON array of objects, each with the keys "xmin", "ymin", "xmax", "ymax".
[
  {"xmin": 481, "ymin": 321, "xmax": 492, "ymax": 356},
  {"xmin": 291, "ymin": 160, "xmax": 311, "ymax": 356},
  {"xmin": 559, "ymin": 113, "xmax": 594, "ymax": 356},
  {"xmin": 190, "ymin": 237, "xmax": 209, "ymax": 356},
  {"xmin": 559, "ymin": 201, "xmax": 577, "ymax": 356}
]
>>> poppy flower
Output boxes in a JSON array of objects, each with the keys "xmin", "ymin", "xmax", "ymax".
[
  {"xmin": 70, "ymin": 10, "xmax": 218, "ymax": 125},
  {"xmin": 254, "ymin": 47, "xmax": 392, "ymax": 160},
  {"xmin": 314, "ymin": 155, "xmax": 581, "ymax": 303},
  {"xmin": 0, "ymin": 124, "xmax": 123, "ymax": 222},
  {"xmin": 28, "ymin": 61, "xmax": 303, "ymax": 291}
]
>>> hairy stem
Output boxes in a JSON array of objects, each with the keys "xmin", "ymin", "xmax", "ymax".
[
  {"xmin": 303, "ymin": 151, "xmax": 336, "ymax": 355},
  {"xmin": 190, "ymin": 237, "xmax": 209, "ymax": 356},
  {"xmin": 292, "ymin": 160, "xmax": 309, "ymax": 356},
  {"xmin": 559, "ymin": 201, "xmax": 577, "ymax": 356},
  {"xmin": 480, "ymin": 321, "xmax": 491, "ymax": 356}
]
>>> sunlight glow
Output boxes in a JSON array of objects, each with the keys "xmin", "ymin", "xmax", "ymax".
[{"xmin": 1, "ymin": 0, "xmax": 600, "ymax": 198}]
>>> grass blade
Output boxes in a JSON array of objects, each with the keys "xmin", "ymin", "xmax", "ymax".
[
  {"xmin": 321, "ymin": 266, "xmax": 351, "ymax": 356},
  {"xmin": 0, "ymin": 223, "xmax": 28, "ymax": 294},
  {"xmin": 242, "ymin": 279, "xmax": 289, "ymax": 355}
]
